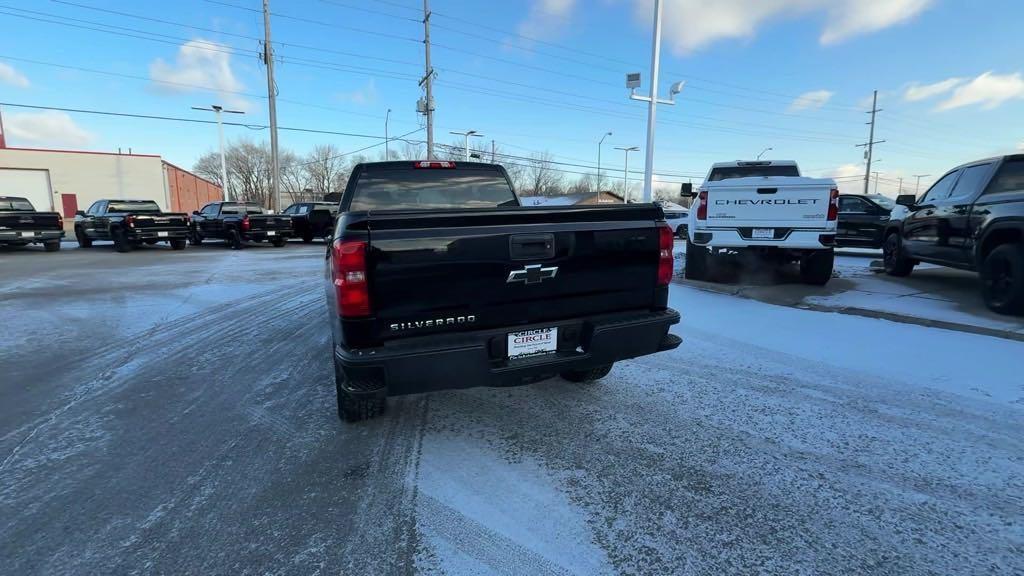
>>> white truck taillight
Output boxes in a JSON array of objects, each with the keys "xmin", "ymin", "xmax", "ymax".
[
  {"xmin": 124, "ymin": 214, "xmax": 136, "ymax": 228},
  {"xmin": 241, "ymin": 215, "xmax": 251, "ymax": 231},
  {"xmin": 827, "ymin": 187, "xmax": 839, "ymax": 221},
  {"xmin": 657, "ymin": 222, "xmax": 674, "ymax": 286},
  {"xmin": 696, "ymin": 190, "xmax": 708, "ymax": 220},
  {"xmin": 333, "ymin": 239, "xmax": 371, "ymax": 317}
]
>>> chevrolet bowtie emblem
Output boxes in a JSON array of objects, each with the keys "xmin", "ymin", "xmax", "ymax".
[{"xmin": 507, "ymin": 264, "xmax": 558, "ymax": 285}]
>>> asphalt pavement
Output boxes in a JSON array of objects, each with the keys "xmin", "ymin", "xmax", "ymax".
[{"xmin": 1, "ymin": 240, "xmax": 1021, "ymax": 575}]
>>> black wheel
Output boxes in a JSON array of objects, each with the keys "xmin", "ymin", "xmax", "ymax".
[
  {"xmin": 144, "ymin": 239, "xmax": 159, "ymax": 245},
  {"xmin": 800, "ymin": 249, "xmax": 835, "ymax": 285},
  {"xmin": 883, "ymin": 232, "xmax": 914, "ymax": 277},
  {"xmin": 190, "ymin": 229, "xmax": 203, "ymax": 245},
  {"xmin": 75, "ymin": 226, "xmax": 92, "ymax": 248},
  {"xmin": 684, "ymin": 239, "xmax": 709, "ymax": 280},
  {"xmin": 43, "ymin": 240, "xmax": 61, "ymax": 252},
  {"xmin": 170, "ymin": 238, "xmax": 187, "ymax": 250},
  {"xmin": 112, "ymin": 228, "xmax": 132, "ymax": 253},
  {"xmin": 228, "ymin": 229, "xmax": 243, "ymax": 250},
  {"xmin": 981, "ymin": 243, "xmax": 1024, "ymax": 315},
  {"xmin": 560, "ymin": 364, "xmax": 613, "ymax": 383},
  {"xmin": 675, "ymin": 225, "xmax": 686, "ymax": 239},
  {"xmin": 334, "ymin": 360, "xmax": 386, "ymax": 422},
  {"xmin": 272, "ymin": 237, "xmax": 287, "ymax": 247},
  {"xmin": 302, "ymin": 231, "xmax": 314, "ymax": 243}
]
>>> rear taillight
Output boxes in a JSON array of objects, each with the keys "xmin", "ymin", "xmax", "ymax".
[
  {"xmin": 413, "ymin": 161, "xmax": 456, "ymax": 169},
  {"xmin": 657, "ymin": 222, "xmax": 674, "ymax": 286},
  {"xmin": 124, "ymin": 215, "xmax": 135, "ymax": 228},
  {"xmin": 57, "ymin": 215, "xmax": 63, "ymax": 229},
  {"xmin": 696, "ymin": 190, "xmax": 708, "ymax": 220},
  {"xmin": 332, "ymin": 239, "xmax": 371, "ymax": 317},
  {"xmin": 241, "ymin": 215, "xmax": 251, "ymax": 231},
  {"xmin": 827, "ymin": 188, "xmax": 839, "ymax": 221}
]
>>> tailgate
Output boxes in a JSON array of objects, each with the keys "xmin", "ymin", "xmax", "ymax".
[
  {"xmin": 0, "ymin": 212, "xmax": 61, "ymax": 231},
  {"xmin": 705, "ymin": 177, "xmax": 834, "ymax": 228},
  {"xmin": 131, "ymin": 213, "xmax": 189, "ymax": 231},
  {"xmin": 249, "ymin": 215, "xmax": 293, "ymax": 230},
  {"xmin": 363, "ymin": 205, "xmax": 664, "ymax": 342}
]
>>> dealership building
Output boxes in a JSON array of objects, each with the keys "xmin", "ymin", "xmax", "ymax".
[{"xmin": 0, "ymin": 147, "xmax": 222, "ymax": 228}]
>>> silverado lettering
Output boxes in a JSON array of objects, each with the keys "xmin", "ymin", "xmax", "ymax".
[{"xmin": 390, "ymin": 315, "xmax": 477, "ymax": 331}]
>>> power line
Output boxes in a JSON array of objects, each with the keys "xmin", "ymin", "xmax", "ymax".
[{"xmin": 205, "ymin": 0, "xmax": 421, "ymax": 44}]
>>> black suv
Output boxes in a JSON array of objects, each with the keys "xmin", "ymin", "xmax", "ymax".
[{"xmin": 883, "ymin": 155, "xmax": 1024, "ymax": 315}]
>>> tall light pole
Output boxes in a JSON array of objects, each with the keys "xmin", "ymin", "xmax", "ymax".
[
  {"xmin": 615, "ymin": 145, "xmax": 640, "ymax": 202},
  {"xmin": 384, "ymin": 108, "xmax": 391, "ymax": 160},
  {"xmin": 262, "ymin": 0, "xmax": 281, "ymax": 211},
  {"xmin": 192, "ymin": 105, "xmax": 244, "ymax": 201},
  {"xmin": 912, "ymin": 174, "xmax": 930, "ymax": 195},
  {"xmin": 627, "ymin": 0, "xmax": 684, "ymax": 203},
  {"xmin": 757, "ymin": 147, "xmax": 773, "ymax": 160},
  {"xmin": 597, "ymin": 131, "xmax": 612, "ymax": 197},
  {"xmin": 873, "ymin": 171, "xmax": 881, "ymax": 194},
  {"xmin": 450, "ymin": 130, "xmax": 483, "ymax": 161},
  {"xmin": 421, "ymin": 0, "xmax": 435, "ymax": 159}
]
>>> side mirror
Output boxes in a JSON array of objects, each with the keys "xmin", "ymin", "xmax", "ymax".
[
  {"xmin": 896, "ymin": 194, "xmax": 916, "ymax": 207},
  {"xmin": 680, "ymin": 183, "xmax": 695, "ymax": 198},
  {"xmin": 192, "ymin": 210, "xmax": 200, "ymax": 215},
  {"xmin": 75, "ymin": 210, "xmax": 86, "ymax": 217}
]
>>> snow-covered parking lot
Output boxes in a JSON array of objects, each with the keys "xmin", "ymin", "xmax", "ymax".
[{"xmin": 1, "ymin": 242, "xmax": 1022, "ymax": 575}]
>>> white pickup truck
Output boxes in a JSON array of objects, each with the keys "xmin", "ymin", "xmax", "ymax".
[{"xmin": 684, "ymin": 160, "xmax": 839, "ymax": 285}]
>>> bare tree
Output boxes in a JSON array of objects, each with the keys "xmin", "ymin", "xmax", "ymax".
[
  {"xmin": 524, "ymin": 151, "xmax": 563, "ymax": 196},
  {"xmin": 304, "ymin": 144, "xmax": 348, "ymax": 198},
  {"xmin": 566, "ymin": 172, "xmax": 597, "ymax": 194},
  {"xmin": 193, "ymin": 151, "xmax": 224, "ymax": 187},
  {"xmin": 223, "ymin": 139, "xmax": 273, "ymax": 206},
  {"xmin": 280, "ymin": 150, "xmax": 312, "ymax": 204}
]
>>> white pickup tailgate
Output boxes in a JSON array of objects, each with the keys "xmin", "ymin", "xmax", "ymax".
[{"xmin": 704, "ymin": 176, "xmax": 835, "ymax": 228}]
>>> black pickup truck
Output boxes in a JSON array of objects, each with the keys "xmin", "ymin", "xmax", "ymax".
[
  {"xmin": 0, "ymin": 196, "xmax": 64, "ymax": 252},
  {"xmin": 282, "ymin": 201, "xmax": 337, "ymax": 243},
  {"xmin": 884, "ymin": 154, "xmax": 1024, "ymax": 314},
  {"xmin": 75, "ymin": 199, "xmax": 189, "ymax": 252},
  {"xmin": 325, "ymin": 161, "xmax": 681, "ymax": 422},
  {"xmin": 189, "ymin": 201, "xmax": 293, "ymax": 249}
]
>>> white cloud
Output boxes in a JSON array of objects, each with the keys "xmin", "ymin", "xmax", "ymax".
[
  {"xmin": 149, "ymin": 39, "xmax": 249, "ymax": 110},
  {"xmin": 934, "ymin": 71, "xmax": 1024, "ymax": 111},
  {"xmin": 336, "ymin": 79, "xmax": 378, "ymax": 106},
  {"xmin": 819, "ymin": 163, "xmax": 865, "ymax": 195},
  {"xmin": 3, "ymin": 111, "xmax": 94, "ymax": 147},
  {"xmin": 0, "ymin": 61, "xmax": 30, "ymax": 88},
  {"xmin": 1017, "ymin": 141, "xmax": 1024, "ymax": 152},
  {"xmin": 788, "ymin": 89, "xmax": 834, "ymax": 112},
  {"xmin": 518, "ymin": 0, "xmax": 577, "ymax": 40},
  {"xmin": 903, "ymin": 78, "xmax": 963, "ymax": 101},
  {"xmin": 640, "ymin": 0, "xmax": 932, "ymax": 55}
]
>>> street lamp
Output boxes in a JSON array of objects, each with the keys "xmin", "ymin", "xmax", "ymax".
[
  {"xmin": 912, "ymin": 174, "xmax": 930, "ymax": 195},
  {"xmin": 450, "ymin": 129, "xmax": 484, "ymax": 162},
  {"xmin": 597, "ymin": 131, "xmax": 612, "ymax": 198},
  {"xmin": 192, "ymin": 104, "xmax": 244, "ymax": 201},
  {"xmin": 627, "ymin": 0, "xmax": 685, "ymax": 203},
  {"xmin": 384, "ymin": 108, "xmax": 392, "ymax": 160},
  {"xmin": 757, "ymin": 147, "xmax": 773, "ymax": 160},
  {"xmin": 615, "ymin": 146, "xmax": 640, "ymax": 202}
]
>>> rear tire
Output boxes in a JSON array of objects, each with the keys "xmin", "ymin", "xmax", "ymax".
[
  {"xmin": 302, "ymin": 231, "xmax": 314, "ymax": 243},
  {"xmin": 800, "ymin": 249, "xmax": 834, "ymax": 285},
  {"xmin": 170, "ymin": 238, "xmax": 187, "ymax": 250},
  {"xmin": 75, "ymin": 226, "xmax": 92, "ymax": 248},
  {"xmin": 190, "ymin": 229, "xmax": 203, "ymax": 245},
  {"xmin": 560, "ymin": 364, "xmax": 613, "ymax": 383},
  {"xmin": 272, "ymin": 237, "xmax": 287, "ymax": 247},
  {"xmin": 228, "ymin": 229, "xmax": 243, "ymax": 250},
  {"xmin": 883, "ymin": 232, "xmax": 914, "ymax": 277},
  {"xmin": 981, "ymin": 243, "xmax": 1024, "ymax": 315},
  {"xmin": 112, "ymin": 228, "xmax": 132, "ymax": 253},
  {"xmin": 675, "ymin": 225, "xmax": 687, "ymax": 239},
  {"xmin": 334, "ymin": 360, "xmax": 386, "ymax": 422},
  {"xmin": 684, "ymin": 239, "xmax": 709, "ymax": 280},
  {"xmin": 43, "ymin": 240, "xmax": 61, "ymax": 252}
]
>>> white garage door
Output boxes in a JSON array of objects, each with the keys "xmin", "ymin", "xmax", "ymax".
[{"xmin": 0, "ymin": 168, "xmax": 53, "ymax": 211}]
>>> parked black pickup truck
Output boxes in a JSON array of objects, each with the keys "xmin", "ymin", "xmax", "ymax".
[
  {"xmin": 189, "ymin": 201, "xmax": 293, "ymax": 249},
  {"xmin": 884, "ymin": 154, "xmax": 1024, "ymax": 314},
  {"xmin": 836, "ymin": 193, "xmax": 895, "ymax": 249},
  {"xmin": 282, "ymin": 201, "xmax": 338, "ymax": 243},
  {"xmin": 0, "ymin": 196, "xmax": 64, "ymax": 252},
  {"xmin": 75, "ymin": 199, "xmax": 188, "ymax": 252},
  {"xmin": 325, "ymin": 161, "xmax": 681, "ymax": 422}
]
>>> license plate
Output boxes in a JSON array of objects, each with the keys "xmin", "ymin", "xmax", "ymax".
[
  {"xmin": 507, "ymin": 327, "xmax": 557, "ymax": 359},
  {"xmin": 157, "ymin": 231, "xmax": 168, "ymax": 237},
  {"xmin": 267, "ymin": 230, "xmax": 276, "ymax": 236},
  {"xmin": 752, "ymin": 228, "xmax": 774, "ymax": 239},
  {"xmin": 21, "ymin": 231, "xmax": 36, "ymax": 238}
]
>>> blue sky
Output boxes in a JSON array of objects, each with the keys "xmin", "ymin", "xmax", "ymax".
[{"xmin": 1, "ymin": 0, "xmax": 1022, "ymax": 197}]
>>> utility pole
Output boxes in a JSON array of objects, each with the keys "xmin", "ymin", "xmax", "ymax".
[
  {"xmin": 450, "ymin": 130, "xmax": 482, "ymax": 162},
  {"xmin": 873, "ymin": 171, "xmax": 881, "ymax": 194},
  {"xmin": 420, "ymin": 0, "xmax": 435, "ymax": 159},
  {"xmin": 0, "ymin": 105, "xmax": 6, "ymax": 149},
  {"xmin": 262, "ymin": 0, "xmax": 281, "ymax": 211},
  {"xmin": 384, "ymin": 108, "xmax": 391, "ymax": 160},
  {"xmin": 912, "ymin": 174, "xmax": 930, "ymax": 195},
  {"xmin": 192, "ymin": 105, "xmax": 244, "ymax": 201},
  {"xmin": 856, "ymin": 90, "xmax": 885, "ymax": 196},
  {"xmin": 597, "ymin": 131, "xmax": 612, "ymax": 199},
  {"xmin": 491, "ymin": 139, "xmax": 495, "ymax": 163},
  {"xmin": 897, "ymin": 176, "xmax": 903, "ymax": 194},
  {"xmin": 615, "ymin": 145, "xmax": 640, "ymax": 202}
]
